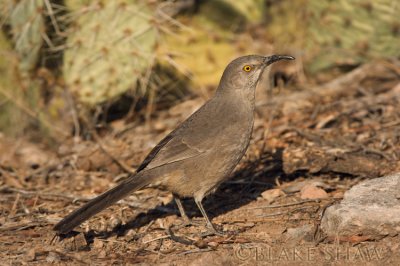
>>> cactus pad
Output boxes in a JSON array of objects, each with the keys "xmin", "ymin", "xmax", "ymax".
[
  {"xmin": 63, "ymin": 0, "xmax": 157, "ymax": 105},
  {"xmin": 7, "ymin": 0, "xmax": 44, "ymax": 73}
]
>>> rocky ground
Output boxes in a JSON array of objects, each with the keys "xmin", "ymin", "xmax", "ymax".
[{"xmin": 1, "ymin": 61, "xmax": 400, "ymax": 265}]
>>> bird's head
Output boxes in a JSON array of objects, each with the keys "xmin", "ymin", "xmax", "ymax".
[{"xmin": 217, "ymin": 54, "xmax": 294, "ymax": 94}]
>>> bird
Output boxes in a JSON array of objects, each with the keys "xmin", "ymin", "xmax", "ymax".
[{"xmin": 53, "ymin": 54, "xmax": 295, "ymax": 235}]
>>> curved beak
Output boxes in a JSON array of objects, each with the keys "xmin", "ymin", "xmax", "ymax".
[{"xmin": 263, "ymin": 55, "xmax": 295, "ymax": 66}]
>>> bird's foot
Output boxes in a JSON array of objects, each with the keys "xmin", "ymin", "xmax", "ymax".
[
  {"xmin": 179, "ymin": 218, "xmax": 226, "ymax": 236},
  {"xmin": 174, "ymin": 217, "xmax": 203, "ymax": 229},
  {"xmin": 170, "ymin": 216, "xmax": 234, "ymax": 240},
  {"xmin": 200, "ymin": 222, "xmax": 226, "ymax": 237}
]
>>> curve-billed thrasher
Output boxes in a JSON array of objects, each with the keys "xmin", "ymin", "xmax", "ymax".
[{"xmin": 54, "ymin": 54, "xmax": 294, "ymax": 235}]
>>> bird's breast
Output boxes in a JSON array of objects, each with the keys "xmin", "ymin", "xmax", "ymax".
[{"xmin": 211, "ymin": 99, "xmax": 254, "ymax": 157}]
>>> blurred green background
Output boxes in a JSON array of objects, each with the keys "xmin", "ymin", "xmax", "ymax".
[{"xmin": 0, "ymin": 0, "xmax": 399, "ymax": 139}]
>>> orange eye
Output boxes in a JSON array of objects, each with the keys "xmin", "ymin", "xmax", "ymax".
[{"xmin": 243, "ymin": 65, "xmax": 252, "ymax": 72}]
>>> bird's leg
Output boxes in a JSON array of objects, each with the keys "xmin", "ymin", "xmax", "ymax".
[
  {"xmin": 194, "ymin": 198, "xmax": 225, "ymax": 236},
  {"xmin": 174, "ymin": 196, "xmax": 190, "ymax": 223},
  {"xmin": 174, "ymin": 196, "xmax": 202, "ymax": 227}
]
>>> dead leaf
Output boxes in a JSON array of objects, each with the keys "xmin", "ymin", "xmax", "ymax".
[
  {"xmin": 260, "ymin": 188, "xmax": 284, "ymax": 203},
  {"xmin": 300, "ymin": 184, "xmax": 328, "ymax": 199}
]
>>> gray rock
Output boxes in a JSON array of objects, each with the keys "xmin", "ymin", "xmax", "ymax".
[
  {"xmin": 321, "ymin": 173, "xmax": 400, "ymax": 240},
  {"xmin": 285, "ymin": 224, "xmax": 315, "ymax": 243}
]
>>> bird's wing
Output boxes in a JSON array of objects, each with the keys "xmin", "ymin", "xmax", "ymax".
[
  {"xmin": 137, "ymin": 101, "xmax": 221, "ymax": 172},
  {"xmin": 136, "ymin": 126, "xmax": 209, "ymax": 172}
]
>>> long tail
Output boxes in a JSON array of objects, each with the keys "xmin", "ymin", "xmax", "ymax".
[{"xmin": 53, "ymin": 172, "xmax": 152, "ymax": 234}]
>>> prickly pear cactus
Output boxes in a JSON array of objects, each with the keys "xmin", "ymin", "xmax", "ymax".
[
  {"xmin": 63, "ymin": 0, "xmax": 157, "ymax": 105},
  {"xmin": 223, "ymin": 0, "xmax": 264, "ymax": 23},
  {"xmin": 160, "ymin": 16, "xmax": 237, "ymax": 88},
  {"xmin": 5, "ymin": 0, "xmax": 45, "ymax": 73},
  {"xmin": 266, "ymin": 0, "xmax": 400, "ymax": 73},
  {"xmin": 198, "ymin": 0, "xmax": 264, "ymax": 31},
  {"xmin": 307, "ymin": 0, "xmax": 400, "ymax": 72}
]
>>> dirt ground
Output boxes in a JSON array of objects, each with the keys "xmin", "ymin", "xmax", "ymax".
[{"xmin": 1, "ymin": 61, "xmax": 400, "ymax": 265}]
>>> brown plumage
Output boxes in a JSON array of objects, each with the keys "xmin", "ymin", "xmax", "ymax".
[{"xmin": 54, "ymin": 55, "xmax": 294, "ymax": 235}]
